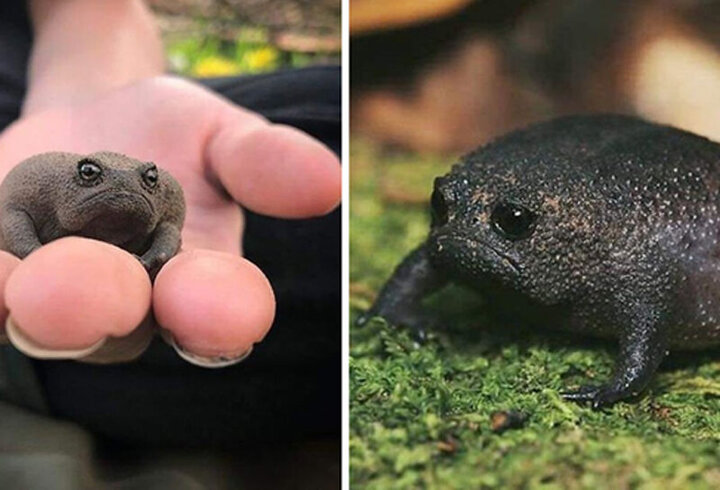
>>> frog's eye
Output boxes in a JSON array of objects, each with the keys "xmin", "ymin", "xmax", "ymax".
[
  {"xmin": 430, "ymin": 188, "xmax": 449, "ymax": 227},
  {"xmin": 77, "ymin": 159, "xmax": 102, "ymax": 182},
  {"xmin": 490, "ymin": 201, "xmax": 536, "ymax": 240},
  {"xmin": 142, "ymin": 165, "xmax": 159, "ymax": 188}
]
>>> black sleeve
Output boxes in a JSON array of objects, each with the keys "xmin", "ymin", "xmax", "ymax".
[{"xmin": 0, "ymin": 1, "xmax": 31, "ymax": 129}]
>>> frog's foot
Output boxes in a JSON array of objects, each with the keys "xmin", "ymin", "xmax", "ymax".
[
  {"xmin": 563, "ymin": 305, "xmax": 668, "ymax": 410},
  {"xmin": 356, "ymin": 244, "xmax": 447, "ymax": 338},
  {"xmin": 356, "ymin": 306, "xmax": 425, "ymax": 329},
  {"xmin": 356, "ymin": 306, "xmax": 437, "ymax": 345},
  {"xmin": 561, "ymin": 384, "xmax": 640, "ymax": 409},
  {"xmin": 354, "ymin": 310, "xmax": 374, "ymax": 327},
  {"xmin": 357, "ymin": 306, "xmax": 432, "ymax": 330},
  {"xmin": 138, "ymin": 251, "xmax": 170, "ymax": 273}
]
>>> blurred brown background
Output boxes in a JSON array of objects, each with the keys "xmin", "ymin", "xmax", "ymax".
[{"xmin": 351, "ymin": 0, "xmax": 720, "ymax": 153}]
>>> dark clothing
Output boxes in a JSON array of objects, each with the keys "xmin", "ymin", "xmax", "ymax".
[
  {"xmin": 0, "ymin": 4, "xmax": 340, "ymax": 448},
  {"xmin": 0, "ymin": 2, "xmax": 30, "ymax": 129}
]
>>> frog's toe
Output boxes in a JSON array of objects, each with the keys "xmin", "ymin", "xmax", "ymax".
[
  {"xmin": 133, "ymin": 253, "xmax": 151, "ymax": 269},
  {"xmin": 354, "ymin": 307, "xmax": 397, "ymax": 328},
  {"xmin": 588, "ymin": 387, "xmax": 628, "ymax": 409},
  {"xmin": 356, "ymin": 306, "xmax": 435, "ymax": 334},
  {"xmin": 139, "ymin": 256, "xmax": 158, "ymax": 271},
  {"xmin": 561, "ymin": 384, "xmax": 633, "ymax": 409},
  {"xmin": 409, "ymin": 325, "xmax": 430, "ymax": 344},
  {"xmin": 560, "ymin": 385, "xmax": 602, "ymax": 403},
  {"xmin": 355, "ymin": 311, "xmax": 373, "ymax": 327}
]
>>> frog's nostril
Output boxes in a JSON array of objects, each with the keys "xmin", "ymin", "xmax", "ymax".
[{"xmin": 430, "ymin": 235, "xmax": 446, "ymax": 254}]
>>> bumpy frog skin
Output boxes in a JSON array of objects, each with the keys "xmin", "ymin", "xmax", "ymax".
[
  {"xmin": 0, "ymin": 151, "xmax": 185, "ymax": 276},
  {"xmin": 359, "ymin": 115, "xmax": 720, "ymax": 408}
]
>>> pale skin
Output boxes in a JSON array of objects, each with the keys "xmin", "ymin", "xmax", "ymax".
[{"xmin": 0, "ymin": 0, "xmax": 341, "ymax": 360}]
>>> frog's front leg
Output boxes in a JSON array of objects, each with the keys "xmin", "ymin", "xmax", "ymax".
[
  {"xmin": 139, "ymin": 221, "xmax": 182, "ymax": 274},
  {"xmin": 357, "ymin": 243, "xmax": 447, "ymax": 332},
  {"xmin": 0, "ymin": 207, "xmax": 43, "ymax": 258},
  {"xmin": 562, "ymin": 302, "xmax": 670, "ymax": 409}
]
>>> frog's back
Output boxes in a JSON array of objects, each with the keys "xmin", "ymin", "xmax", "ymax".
[
  {"xmin": 469, "ymin": 115, "xmax": 720, "ymax": 177},
  {"xmin": 461, "ymin": 115, "xmax": 720, "ymax": 219},
  {"xmin": 459, "ymin": 115, "xmax": 720, "ymax": 348}
]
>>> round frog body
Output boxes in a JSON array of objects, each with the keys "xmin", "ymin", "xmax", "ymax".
[
  {"xmin": 0, "ymin": 151, "xmax": 185, "ymax": 276},
  {"xmin": 360, "ymin": 114, "xmax": 720, "ymax": 408}
]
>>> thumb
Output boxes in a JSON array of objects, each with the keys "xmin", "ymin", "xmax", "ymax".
[{"xmin": 206, "ymin": 109, "xmax": 341, "ymax": 218}]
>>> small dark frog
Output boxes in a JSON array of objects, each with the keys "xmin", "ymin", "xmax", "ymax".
[
  {"xmin": 0, "ymin": 151, "xmax": 185, "ymax": 276},
  {"xmin": 359, "ymin": 115, "xmax": 720, "ymax": 408}
]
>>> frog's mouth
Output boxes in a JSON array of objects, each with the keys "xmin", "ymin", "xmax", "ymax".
[
  {"xmin": 429, "ymin": 231, "xmax": 522, "ymax": 280},
  {"xmin": 60, "ymin": 190, "xmax": 156, "ymax": 234},
  {"xmin": 78, "ymin": 190, "xmax": 155, "ymax": 216},
  {"xmin": 474, "ymin": 239, "xmax": 521, "ymax": 272}
]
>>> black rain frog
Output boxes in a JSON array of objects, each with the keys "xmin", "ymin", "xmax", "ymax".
[
  {"xmin": 0, "ymin": 151, "xmax": 185, "ymax": 277},
  {"xmin": 359, "ymin": 114, "xmax": 720, "ymax": 408}
]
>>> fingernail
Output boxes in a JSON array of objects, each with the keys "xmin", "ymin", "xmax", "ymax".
[
  {"xmin": 160, "ymin": 329, "xmax": 253, "ymax": 368},
  {"xmin": 6, "ymin": 316, "xmax": 107, "ymax": 360}
]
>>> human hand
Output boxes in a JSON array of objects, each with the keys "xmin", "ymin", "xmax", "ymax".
[{"xmin": 0, "ymin": 76, "xmax": 341, "ymax": 363}]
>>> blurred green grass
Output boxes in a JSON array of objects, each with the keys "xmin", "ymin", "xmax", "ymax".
[{"xmin": 350, "ymin": 139, "xmax": 720, "ymax": 489}]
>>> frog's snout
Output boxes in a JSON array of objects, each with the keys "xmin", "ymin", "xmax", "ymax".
[{"xmin": 429, "ymin": 231, "xmax": 522, "ymax": 279}]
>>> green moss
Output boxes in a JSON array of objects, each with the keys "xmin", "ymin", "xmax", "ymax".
[{"xmin": 350, "ymin": 140, "xmax": 720, "ymax": 489}]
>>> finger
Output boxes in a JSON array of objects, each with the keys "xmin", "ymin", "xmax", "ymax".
[
  {"xmin": 0, "ymin": 251, "xmax": 21, "ymax": 342},
  {"xmin": 153, "ymin": 249, "xmax": 275, "ymax": 361},
  {"xmin": 5, "ymin": 237, "xmax": 152, "ymax": 353},
  {"xmin": 207, "ymin": 118, "xmax": 341, "ymax": 218}
]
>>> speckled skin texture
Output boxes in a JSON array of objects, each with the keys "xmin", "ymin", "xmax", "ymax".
[
  {"xmin": 360, "ymin": 115, "xmax": 720, "ymax": 408},
  {"xmin": 0, "ymin": 152, "xmax": 185, "ymax": 276}
]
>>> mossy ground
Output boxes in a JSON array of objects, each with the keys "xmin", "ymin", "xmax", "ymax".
[{"xmin": 349, "ymin": 140, "xmax": 720, "ymax": 489}]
